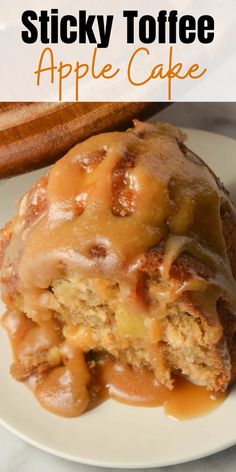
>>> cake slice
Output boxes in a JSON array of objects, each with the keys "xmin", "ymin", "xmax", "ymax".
[{"xmin": 1, "ymin": 120, "xmax": 236, "ymax": 416}]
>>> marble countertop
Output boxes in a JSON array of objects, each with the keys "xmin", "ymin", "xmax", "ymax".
[{"xmin": 1, "ymin": 102, "xmax": 236, "ymax": 472}]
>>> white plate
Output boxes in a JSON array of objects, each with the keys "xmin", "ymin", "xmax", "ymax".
[{"xmin": 0, "ymin": 128, "xmax": 236, "ymax": 469}]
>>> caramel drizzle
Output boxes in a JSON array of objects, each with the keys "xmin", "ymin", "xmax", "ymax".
[{"xmin": 1, "ymin": 122, "xmax": 236, "ymax": 318}]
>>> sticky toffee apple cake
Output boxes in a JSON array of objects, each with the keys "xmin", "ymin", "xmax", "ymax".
[{"xmin": 1, "ymin": 120, "xmax": 236, "ymax": 417}]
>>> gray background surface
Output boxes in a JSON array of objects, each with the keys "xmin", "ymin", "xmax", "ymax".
[{"xmin": 1, "ymin": 102, "xmax": 236, "ymax": 472}]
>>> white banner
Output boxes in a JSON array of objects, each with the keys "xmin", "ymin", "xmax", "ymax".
[{"xmin": 0, "ymin": 0, "xmax": 235, "ymax": 101}]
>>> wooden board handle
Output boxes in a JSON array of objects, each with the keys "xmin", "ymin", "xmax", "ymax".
[{"xmin": 0, "ymin": 102, "xmax": 169, "ymax": 179}]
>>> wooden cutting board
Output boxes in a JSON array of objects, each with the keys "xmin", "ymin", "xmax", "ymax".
[{"xmin": 0, "ymin": 102, "xmax": 168, "ymax": 178}]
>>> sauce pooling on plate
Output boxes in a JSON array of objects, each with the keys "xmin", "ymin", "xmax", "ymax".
[{"xmin": 3, "ymin": 309, "xmax": 226, "ymax": 419}]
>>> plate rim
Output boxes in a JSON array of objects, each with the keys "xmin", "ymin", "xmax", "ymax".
[{"xmin": 0, "ymin": 414, "xmax": 236, "ymax": 469}]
